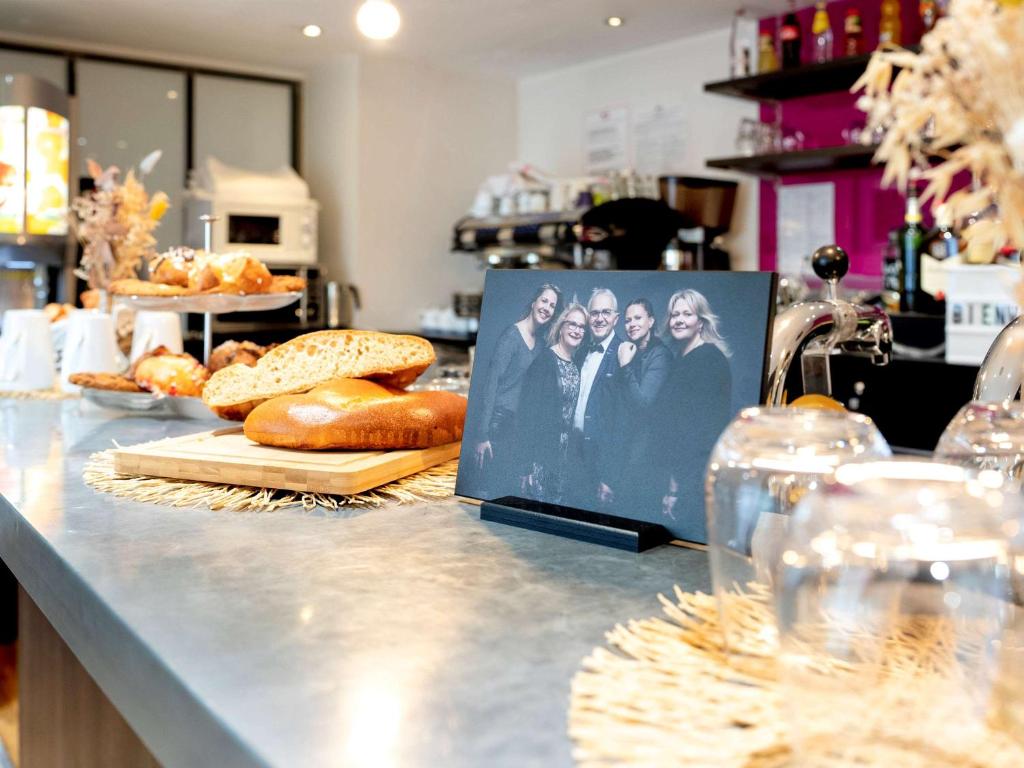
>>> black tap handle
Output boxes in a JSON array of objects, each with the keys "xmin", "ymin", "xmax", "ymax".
[{"xmin": 811, "ymin": 245, "xmax": 849, "ymax": 283}]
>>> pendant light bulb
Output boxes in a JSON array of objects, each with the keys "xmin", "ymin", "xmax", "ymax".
[{"xmin": 356, "ymin": 0, "xmax": 401, "ymax": 40}]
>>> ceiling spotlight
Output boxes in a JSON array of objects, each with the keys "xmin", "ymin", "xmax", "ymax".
[
  {"xmin": 302, "ymin": 24, "xmax": 322, "ymax": 38},
  {"xmin": 356, "ymin": 0, "xmax": 401, "ymax": 40},
  {"xmin": 606, "ymin": 16, "xmax": 624, "ymax": 28}
]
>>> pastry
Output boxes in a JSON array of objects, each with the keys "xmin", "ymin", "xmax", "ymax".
[
  {"xmin": 197, "ymin": 252, "xmax": 273, "ymax": 294},
  {"xmin": 109, "ymin": 279, "xmax": 195, "ymax": 297},
  {"xmin": 208, "ymin": 340, "xmax": 270, "ymax": 373},
  {"xmin": 68, "ymin": 372, "xmax": 144, "ymax": 393},
  {"xmin": 202, "ymin": 330, "xmax": 435, "ymax": 421},
  {"xmin": 268, "ymin": 275, "xmax": 307, "ymax": 293},
  {"xmin": 243, "ymin": 379, "xmax": 467, "ymax": 450},
  {"xmin": 148, "ymin": 247, "xmax": 196, "ymax": 287},
  {"xmin": 133, "ymin": 348, "xmax": 210, "ymax": 397},
  {"xmin": 44, "ymin": 303, "xmax": 74, "ymax": 323}
]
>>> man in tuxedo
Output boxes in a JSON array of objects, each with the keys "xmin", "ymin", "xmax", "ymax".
[{"xmin": 569, "ymin": 287, "xmax": 622, "ymax": 510}]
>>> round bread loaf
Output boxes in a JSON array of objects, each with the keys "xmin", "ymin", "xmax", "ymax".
[{"xmin": 243, "ymin": 379, "xmax": 467, "ymax": 450}]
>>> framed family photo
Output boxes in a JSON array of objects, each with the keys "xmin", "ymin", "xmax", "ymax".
[{"xmin": 456, "ymin": 270, "xmax": 777, "ymax": 545}]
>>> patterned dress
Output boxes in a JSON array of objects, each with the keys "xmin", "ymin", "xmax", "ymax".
[{"xmin": 515, "ymin": 348, "xmax": 581, "ymax": 505}]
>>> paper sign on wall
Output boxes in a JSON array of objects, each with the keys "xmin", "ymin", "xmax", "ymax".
[
  {"xmin": 778, "ymin": 182, "xmax": 835, "ymax": 275},
  {"xmin": 633, "ymin": 104, "xmax": 688, "ymax": 176},
  {"xmin": 584, "ymin": 107, "xmax": 628, "ymax": 175}
]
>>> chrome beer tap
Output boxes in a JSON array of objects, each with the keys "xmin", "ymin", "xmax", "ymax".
[{"xmin": 766, "ymin": 245, "xmax": 893, "ymax": 406}]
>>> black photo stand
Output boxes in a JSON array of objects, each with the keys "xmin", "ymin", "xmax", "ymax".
[{"xmin": 480, "ymin": 496, "xmax": 672, "ymax": 553}]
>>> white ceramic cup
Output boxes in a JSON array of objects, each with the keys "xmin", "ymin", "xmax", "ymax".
[
  {"xmin": 130, "ymin": 311, "xmax": 183, "ymax": 363},
  {"xmin": 60, "ymin": 310, "xmax": 120, "ymax": 392},
  {"xmin": 0, "ymin": 309, "xmax": 56, "ymax": 391}
]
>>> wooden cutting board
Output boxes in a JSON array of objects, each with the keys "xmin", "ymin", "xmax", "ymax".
[{"xmin": 112, "ymin": 427, "xmax": 461, "ymax": 495}]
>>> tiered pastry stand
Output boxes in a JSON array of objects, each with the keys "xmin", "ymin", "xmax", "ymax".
[{"xmin": 114, "ymin": 215, "xmax": 302, "ymax": 365}]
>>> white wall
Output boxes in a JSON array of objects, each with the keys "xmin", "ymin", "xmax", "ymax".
[
  {"xmin": 306, "ymin": 55, "xmax": 517, "ymax": 331},
  {"xmin": 304, "ymin": 53, "xmax": 360, "ymax": 321},
  {"xmin": 517, "ymin": 28, "xmax": 759, "ymax": 270}
]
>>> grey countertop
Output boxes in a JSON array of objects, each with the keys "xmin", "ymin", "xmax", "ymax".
[{"xmin": 0, "ymin": 399, "xmax": 709, "ymax": 767}]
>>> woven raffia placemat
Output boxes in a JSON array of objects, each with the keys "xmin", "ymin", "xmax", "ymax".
[
  {"xmin": 0, "ymin": 388, "xmax": 77, "ymax": 401},
  {"xmin": 569, "ymin": 586, "xmax": 1024, "ymax": 768},
  {"xmin": 83, "ymin": 448, "xmax": 458, "ymax": 512}
]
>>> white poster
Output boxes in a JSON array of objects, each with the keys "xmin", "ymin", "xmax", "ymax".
[
  {"xmin": 584, "ymin": 107, "xmax": 628, "ymax": 175},
  {"xmin": 633, "ymin": 103, "xmax": 688, "ymax": 176},
  {"xmin": 777, "ymin": 183, "xmax": 835, "ymax": 276}
]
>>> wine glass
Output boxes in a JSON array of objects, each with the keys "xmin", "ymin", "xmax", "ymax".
[
  {"xmin": 705, "ymin": 407, "xmax": 891, "ymax": 663},
  {"xmin": 776, "ymin": 459, "xmax": 1024, "ymax": 765},
  {"xmin": 935, "ymin": 401, "xmax": 1024, "ymax": 482}
]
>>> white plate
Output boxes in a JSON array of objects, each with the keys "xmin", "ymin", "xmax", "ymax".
[
  {"xmin": 114, "ymin": 292, "xmax": 302, "ymax": 313},
  {"xmin": 81, "ymin": 388, "xmax": 171, "ymax": 413},
  {"xmin": 168, "ymin": 396, "xmax": 224, "ymax": 421},
  {"xmin": 80, "ymin": 389, "xmax": 225, "ymax": 420}
]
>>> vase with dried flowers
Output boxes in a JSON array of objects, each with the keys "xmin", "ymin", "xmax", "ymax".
[
  {"xmin": 68, "ymin": 150, "xmax": 168, "ymax": 307},
  {"xmin": 854, "ymin": 0, "xmax": 1024, "ymax": 262}
]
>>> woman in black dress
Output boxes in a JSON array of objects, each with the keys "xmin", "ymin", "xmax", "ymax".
[
  {"xmin": 615, "ymin": 298, "xmax": 673, "ymax": 513},
  {"xmin": 659, "ymin": 289, "xmax": 733, "ymax": 520},
  {"xmin": 515, "ymin": 302, "xmax": 587, "ymax": 504},
  {"xmin": 474, "ymin": 283, "xmax": 561, "ymax": 491}
]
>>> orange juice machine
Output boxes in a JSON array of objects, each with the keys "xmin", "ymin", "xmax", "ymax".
[{"xmin": 0, "ymin": 74, "xmax": 71, "ymax": 312}]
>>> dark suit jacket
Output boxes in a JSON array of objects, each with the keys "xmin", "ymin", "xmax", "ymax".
[
  {"xmin": 617, "ymin": 335, "xmax": 672, "ymax": 474},
  {"xmin": 578, "ymin": 334, "xmax": 623, "ymax": 491}
]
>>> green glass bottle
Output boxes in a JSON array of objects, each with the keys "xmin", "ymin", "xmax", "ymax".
[{"xmin": 899, "ymin": 186, "xmax": 925, "ymax": 313}]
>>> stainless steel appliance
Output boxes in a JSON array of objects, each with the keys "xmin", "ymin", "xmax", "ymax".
[{"xmin": 659, "ymin": 176, "xmax": 737, "ymax": 271}]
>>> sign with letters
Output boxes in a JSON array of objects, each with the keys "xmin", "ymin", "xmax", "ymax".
[{"xmin": 456, "ymin": 270, "xmax": 776, "ymax": 544}]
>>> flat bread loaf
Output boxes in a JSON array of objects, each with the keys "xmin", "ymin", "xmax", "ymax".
[
  {"xmin": 202, "ymin": 330, "xmax": 436, "ymax": 421},
  {"xmin": 243, "ymin": 379, "xmax": 467, "ymax": 450}
]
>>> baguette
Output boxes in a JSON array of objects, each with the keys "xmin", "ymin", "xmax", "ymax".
[
  {"xmin": 243, "ymin": 379, "xmax": 466, "ymax": 450},
  {"xmin": 201, "ymin": 330, "xmax": 436, "ymax": 421}
]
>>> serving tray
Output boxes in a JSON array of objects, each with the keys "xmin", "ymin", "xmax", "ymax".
[
  {"xmin": 112, "ymin": 428, "xmax": 461, "ymax": 495},
  {"xmin": 114, "ymin": 291, "xmax": 302, "ymax": 313}
]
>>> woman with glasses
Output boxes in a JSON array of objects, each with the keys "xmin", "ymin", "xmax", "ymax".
[
  {"xmin": 657, "ymin": 289, "xmax": 733, "ymax": 519},
  {"xmin": 473, "ymin": 283, "xmax": 561, "ymax": 490},
  {"xmin": 615, "ymin": 297, "xmax": 672, "ymax": 512},
  {"xmin": 515, "ymin": 301, "xmax": 588, "ymax": 504}
]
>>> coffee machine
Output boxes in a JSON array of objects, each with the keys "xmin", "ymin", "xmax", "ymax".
[{"xmin": 659, "ymin": 176, "xmax": 737, "ymax": 271}]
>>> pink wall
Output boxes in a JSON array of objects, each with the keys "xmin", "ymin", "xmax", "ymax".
[{"xmin": 756, "ymin": 1, "xmax": 927, "ymax": 275}]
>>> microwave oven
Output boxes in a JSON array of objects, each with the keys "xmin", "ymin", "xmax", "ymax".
[{"xmin": 183, "ymin": 194, "xmax": 319, "ymax": 266}]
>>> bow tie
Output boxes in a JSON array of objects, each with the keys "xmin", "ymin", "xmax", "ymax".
[{"xmin": 585, "ymin": 341, "xmax": 605, "ymax": 356}]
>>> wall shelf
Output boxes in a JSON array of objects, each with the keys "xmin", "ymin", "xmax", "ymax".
[
  {"xmin": 704, "ymin": 47, "xmax": 918, "ymax": 103},
  {"xmin": 706, "ymin": 144, "xmax": 878, "ymax": 177}
]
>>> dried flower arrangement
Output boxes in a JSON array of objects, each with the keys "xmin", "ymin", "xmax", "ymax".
[
  {"xmin": 69, "ymin": 150, "xmax": 168, "ymax": 291},
  {"xmin": 854, "ymin": 0, "xmax": 1024, "ymax": 259}
]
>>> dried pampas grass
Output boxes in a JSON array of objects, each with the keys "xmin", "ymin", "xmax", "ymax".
[{"xmin": 854, "ymin": 0, "xmax": 1024, "ymax": 257}]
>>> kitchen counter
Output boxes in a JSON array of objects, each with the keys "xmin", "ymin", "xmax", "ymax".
[{"xmin": 0, "ymin": 399, "xmax": 708, "ymax": 767}]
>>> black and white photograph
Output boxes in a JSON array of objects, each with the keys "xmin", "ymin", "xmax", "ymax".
[{"xmin": 457, "ymin": 270, "xmax": 776, "ymax": 543}]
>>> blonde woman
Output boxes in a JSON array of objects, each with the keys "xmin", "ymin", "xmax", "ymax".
[
  {"xmin": 515, "ymin": 302, "xmax": 588, "ymax": 504},
  {"xmin": 658, "ymin": 289, "xmax": 733, "ymax": 519},
  {"xmin": 474, "ymin": 283, "xmax": 561, "ymax": 480}
]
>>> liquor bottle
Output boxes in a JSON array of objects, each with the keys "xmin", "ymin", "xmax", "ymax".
[
  {"xmin": 919, "ymin": 204, "xmax": 956, "ymax": 309},
  {"xmin": 882, "ymin": 230, "xmax": 902, "ymax": 313},
  {"xmin": 781, "ymin": 3, "xmax": 802, "ymax": 69},
  {"xmin": 730, "ymin": 9, "xmax": 756, "ymax": 77},
  {"xmin": 811, "ymin": 2, "xmax": 834, "ymax": 63},
  {"xmin": 924, "ymin": 204, "xmax": 960, "ymax": 261},
  {"xmin": 899, "ymin": 185, "xmax": 926, "ymax": 313},
  {"xmin": 844, "ymin": 7, "xmax": 864, "ymax": 56},
  {"xmin": 758, "ymin": 32, "xmax": 779, "ymax": 73},
  {"xmin": 920, "ymin": 0, "xmax": 940, "ymax": 32},
  {"xmin": 879, "ymin": 0, "xmax": 902, "ymax": 46}
]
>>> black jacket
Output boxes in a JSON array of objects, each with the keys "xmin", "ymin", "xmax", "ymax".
[
  {"xmin": 617, "ymin": 335, "xmax": 672, "ymax": 474},
  {"xmin": 577, "ymin": 334, "xmax": 623, "ymax": 491}
]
